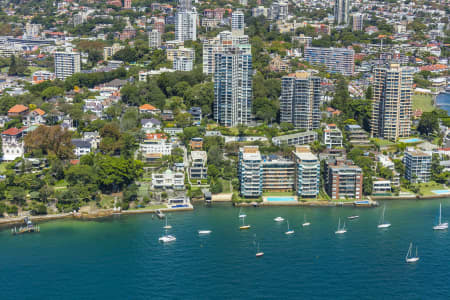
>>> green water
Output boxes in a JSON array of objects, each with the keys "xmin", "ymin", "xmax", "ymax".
[{"xmin": 2, "ymin": 200, "xmax": 450, "ymax": 299}]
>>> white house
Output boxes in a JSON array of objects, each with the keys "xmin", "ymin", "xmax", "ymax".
[
  {"xmin": 141, "ymin": 118, "xmax": 161, "ymax": 133},
  {"xmin": 152, "ymin": 169, "xmax": 185, "ymax": 190},
  {"xmin": 1, "ymin": 127, "xmax": 24, "ymax": 161},
  {"xmin": 71, "ymin": 139, "xmax": 92, "ymax": 157},
  {"xmin": 139, "ymin": 133, "xmax": 173, "ymax": 156}
]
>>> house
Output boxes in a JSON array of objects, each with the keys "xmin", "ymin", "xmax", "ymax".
[
  {"xmin": 190, "ymin": 151, "xmax": 208, "ymax": 180},
  {"xmin": 141, "ymin": 118, "xmax": 161, "ymax": 133},
  {"xmin": 83, "ymin": 131, "xmax": 101, "ymax": 149},
  {"xmin": 1, "ymin": 127, "xmax": 24, "ymax": 161},
  {"xmin": 71, "ymin": 139, "xmax": 92, "ymax": 157},
  {"xmin": 8, "ymin": 104, "xmax": 29, "ymax": 117},
  {"xmin": 152, "ymin": 169, "xmax": 185, "ymax": 190},
  {"xmin": 324, "ymin": 124, "xmax": 343, "ymax": 148},
  {"xmin": 161, "ymin": 110, "xmax": 174, "ymax": 121},
  {"xmin": 0, "ymin": 116, "xmax": 10, "ymax": 128},
  {"xmin": 139, "ymin": 133, "xmax": 173, "ymax": 156},
  {"xmin": 24, "ymin": 108, "xmax": 46, "ymax": 126},
  {"xmin": 188, "ymin": 107, "xmax": 202, "ymax": 123},
  {"xmin": 372, "ymin": 178, "xmax": 392, "ymax": 194},
  {"xmin": 189, "ymin": 137, "xmax": 203, "ymax": 150},
  {"xmin": 139, "ymin": 104, "xmax": 160, "ymax": 115}
]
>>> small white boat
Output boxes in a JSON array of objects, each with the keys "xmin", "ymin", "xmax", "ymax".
[
  {"xmin": 163, "ymin": 217, "xmax": 172, "ymax": 229},
  {"xmin": 155, "ymin": 209, "xmax": 165, "ymax": 219},
  {"xmin": 285, "ymin": 220, "xmax": 294, "ymax": 235},
  {"xmin": 433, "ymin": 203, "xmax": 448, "ymax": 230},
  {"xmin": 255, "ymin": 242, "xmax": 264, "ymax": 257},
  {"xmin": 377, "ymin": 205, "xmax": 391, "ymax": 228},
  {"xmin": 335, "ymin": 218, "xmax": 347, "ymax": 234},
  {"xmin": 238, "ymin": 207, "xmax": 247, "ymax": 219},
  {"xmin": 347, "ymin": 215, "xmax": 359, "ymax": 220},
  {"xmin": 198, "ymin": 230, "xmax": 212, "ymax": 235},
  {"xmin": 302, "ymin": 214, "xmax": 310, "ymax": 227},
  {"xmin": 405, "ymin": 242, "xmax": 419, "ymax": 263},
  {"xmin": 274, "ymin": 217, "xmax": 284, "ymax": 222},
  {"xmin": 159, "ymin": 235, "xmax": 176, "ymax": 243}
]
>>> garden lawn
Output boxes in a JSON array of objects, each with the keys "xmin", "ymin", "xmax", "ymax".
[{"xmin": 412, "ymin": 94, "xmax": 434, "ymax": 113}]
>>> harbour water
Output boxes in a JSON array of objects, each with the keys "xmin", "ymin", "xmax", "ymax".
[
  {"xmin": 436, "ymin": 92, "xmax": 450, "ymax": 115},
  {"xmin": 2, "ymin": 200, "xmax": 450, "ymax": 299}
]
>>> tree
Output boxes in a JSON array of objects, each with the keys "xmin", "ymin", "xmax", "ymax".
[
  {"xmin": 65, "ymin": 164, "xmax": 97, "ymax": 185},
  {"xmin": 417, "ymin": 111, "xmax": 439, "ymax": 136},
  {"xmin": 210, "ymin": 180, "xmax": 223, "ymax": 194},
  {"xmin": 175, "ymin": 112, "xmax": 192, "ymax": 128},
  {"xmin": 99, "ymin": 123, "xmax": 123, "ymax": 155},
  {"xmin": 94, "ymin": 154, "xmax": 143, "ymax": 192},
  {"xmin": 24, "ymin": 125, "xmax": 74, "ymax": 159}
]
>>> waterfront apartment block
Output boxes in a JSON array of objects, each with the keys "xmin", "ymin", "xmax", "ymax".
[
  {"xmin": 404, "ymin": 150, "xmax": 431, "ymax": 183},
  {"xmin": 325, "ymin": 158, "xmax": 363, "ymax": 200},
  {"xmin": 324, "ymin": 124, "xmax": 343, "ymax": 148},
  {"xmin": 304, "ymin": 47, "xmax": 354, "ymax": 76},
  {"xmin": 152, "ymin": 169, "xmax": 185, "ymax": 190},
  {"xmin": 213, "ymin": 49, "xmax": 252, "ymax": 127},
  {"xmin": 371, "ymin": 63, "xmax": 413, "ymax": 141},
  {"xmin": 272, "ymin": 131, "xmax": 317, "ymax": 146},
  {"xmin": 54, "ymin": 51, "xmax": 81, "ymax": 80},
  {"xmin": 238, "ymin": 146, "xmax": 319, "ymax": 198},
  {"xmin": 280, "ymin": 72, "xmax": 321, "ymax": 130},
  {"xmin": 190, "ymin": 151, "xmax": 208, "ymax": 180},
  {"xmin": 293, "ymin": 147, "xmax": 320, "ymax": 198},
  {"xmin": 261, "ymin": 156, "xmax": 295, "ymax": 193},
  {"xmin": 238, "ymin": 146, "xmax": 262, "ymax": 197}
]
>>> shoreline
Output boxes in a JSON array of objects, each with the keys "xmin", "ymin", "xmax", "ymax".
[{"xmin": 2, "ymin": 193, "xmax": 450, "ymax": 226}]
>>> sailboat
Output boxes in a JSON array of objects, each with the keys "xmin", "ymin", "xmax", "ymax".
[
  {"xmin": 240, "ymin": 215, "xmax": 251, "ymax": 230},
  {"xmin": 285, "ymin": 220, "xmax": 295, "ymax": 235},
  {"xmin": 302, "ymin": 214, "xmax": 310, "ymax": 227},
  {"xmin": 433, "ymin": 203, "xmax": 448, "ymax": 230},
  {"xmin": 163, "ymin": 216, "xmax": 172, "ymax": 229},
  {"xmin": 198, "ymin": 230, "xmax": 212, "ymax": 235},
  {"xmin": 377, "ymin": 205, "xmax": 391, "ymax": 228},
  {"xmin": 238, "ymin": 207, "xmax": 247, "ymax": 219},
  {"xmin": 159, "ymin": 229, "xmax": 176, "ymax": 243},
  {"xmin": 255, "ymin": 242, "xmax": 264, "ymax": 257},
  {"xmin": 274, "ymin": 216, "xmax": 284, "ymax": 222},
  {"xmin": 405, "ymin": 242, "xmax": 419, "ymax": 263},
  {"xmin": 335, "ymin": 218, "xmax": 347, "ymax": 234}
]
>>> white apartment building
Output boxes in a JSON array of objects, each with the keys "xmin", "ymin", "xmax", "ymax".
[
  {"xmin": 173, "ymin": 56, "xmax": 194, "ymax": 71},
  {"xmin": 54, "ymin": 50, "xmax": 81, "ymax": 80},
  {"xmin": 148, "ymin": 29, "xmax": 161, "ymax": 48},
  {"xmin": 324, "ymin": 124, "xmax": 343, "ymax": 148},
  {"xmin": 231, "ymin": 11, "xmax": 245, "ymax": 35},
  {"xmin": 152, "ymin": 169, "xmax": 185, "ymax": 190}
]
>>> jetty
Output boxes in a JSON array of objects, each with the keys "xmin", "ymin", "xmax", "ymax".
[{"xmin": 11, "ymin": 217, "xmax": 40, "ymax": 235}]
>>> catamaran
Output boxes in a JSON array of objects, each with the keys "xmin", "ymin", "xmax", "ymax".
[
  {"xmin": 159, "ymin": 229, "xmax": 176, "ymax": 243},
  {"xmin": 405, "ymin": 242, "xmax": 419, "ymax": 263},
  {"xmin": 335, "ymin": 218, "xmax": 347, "ymax": 234},
  {"xmin": 255, "ymin": 242, "xmax": 264, "ymax": 257},
  {"xmin": 238, "ymin": 207, "xmax": 247, "ymax": 219},
  {"xmin": 163, "ymin": 216, "xmax": 172, "ymax": 229},
  {"xmin": 433, "ymin": 203, "xmax": 448, "ymax": 230},
  {"xmin": 377, "ymin": 205, "xmax": 391, "ymax": 228},
  {"xmin": 302, "ymin": 214, "xmax": 310, "ymax": 227},
  {"xmin": 240, "ymin": 215, "xmax": 251, "ymax": 230},
  {"xmin": 285, "ymin": 220, "xmax": 295, "ymax": 235},
  {"xmin": 274, "ymin": 216, "xmax": 284, "ymax": 222}
]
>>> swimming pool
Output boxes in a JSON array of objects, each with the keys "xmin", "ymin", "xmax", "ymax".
[
  {"xmin": 266, "ymin": 196, "xmax": 296, "ymax": 202},
  {"xmin": 399, "ymin": 138, "xmax": 422, "ymax": 143},
  {"xmin": 432, "ymin": 190, "xmax": 450, "ymax": 195}
]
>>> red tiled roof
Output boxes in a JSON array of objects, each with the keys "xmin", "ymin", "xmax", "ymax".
[
  {"xmin": 33, "ymin": 108, "xmax": 46, "ymax": 115},
  {"xmin": 8, "ymin": 104, "xmax": 28, "ymax": 113},
  {"xmin": 145, "ymin": 133, "xmax": 166, "ymax": 140},
  {"xmin": 139, "ymin": 104, "xmax": 157, "ymax": 110},
  {"xmin": 2, "ymin": 127, "xmax": 22, "ymax": 135}
]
